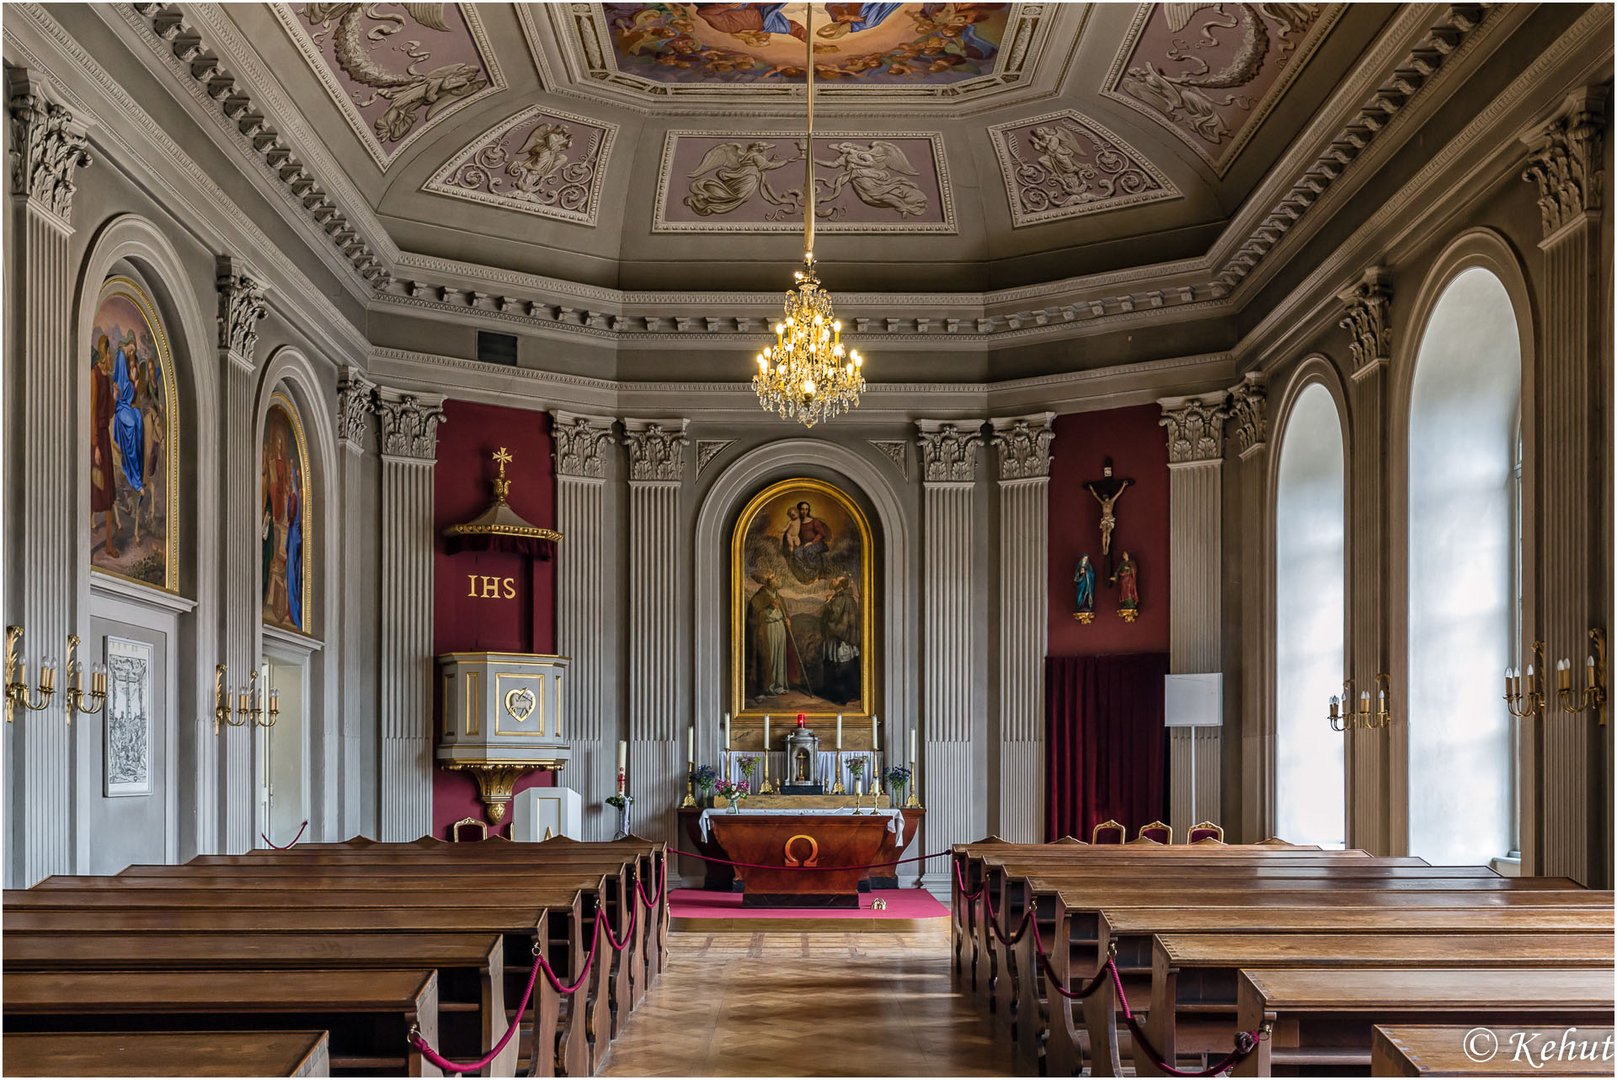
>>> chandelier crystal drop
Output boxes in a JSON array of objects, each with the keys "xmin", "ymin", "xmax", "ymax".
[{"xmin": 751, "ymin": 3, "xmax": 865, "ymax": 427}]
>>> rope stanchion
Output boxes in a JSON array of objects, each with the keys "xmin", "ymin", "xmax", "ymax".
[{"xmin": 259, "ymin": 820, "xmax": 307, "ymax": 850}]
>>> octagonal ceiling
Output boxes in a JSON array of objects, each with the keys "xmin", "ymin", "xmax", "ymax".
[{"xmin": 201, "ymin": 3, "xmax": 1395, "ymax": 292}]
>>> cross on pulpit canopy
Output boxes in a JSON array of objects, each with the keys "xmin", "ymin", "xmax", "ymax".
[{"xmin": 1085, "ymin": 457, "xmax": 1133, "ymax": 582}]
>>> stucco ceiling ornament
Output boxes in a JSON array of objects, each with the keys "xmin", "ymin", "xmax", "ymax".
[
  {"xmin": 917, "ymin": 422, "xmax": 984, "ymax": 483},
  {"xmin": 426, "ymin": 104, "xmax": 618, "ymax": 226},
  {"xmin": 695, "ymin": 440, "xmax": 736, "ymax": 476},
  {"xmin": 989, "ymin": 110, "xmax": 1179, "ymax": 227}
]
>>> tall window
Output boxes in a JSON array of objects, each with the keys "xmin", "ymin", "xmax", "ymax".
[
  {"xmin": 1407, "ymin": 267, "xmax": 1521, "ymax": 865},
  {"xmin": 1274, "ymin": 383, "xmax": 1346, "ymax": 847}
]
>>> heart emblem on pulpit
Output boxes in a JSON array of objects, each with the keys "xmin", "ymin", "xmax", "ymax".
[{"xmin": 503, "ymin": 687, "xmax": 537, "ymax": 724}]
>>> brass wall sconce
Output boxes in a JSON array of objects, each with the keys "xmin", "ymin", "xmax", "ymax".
[
  {"xmin": 1328, "ymin": 675, "xmax": 1392, "ymax": 732},
  {"xmin": 5, "ymin": 625, "xmax": 57, "ymax": 723},
  {"xmin": 1554, "ymin": 628, "xmax": 1607, "ymax": 725},
  {"xmin": 211, "ymin": 663, "xmax": 279, "ymax": 734},
  {"xmin": 1503, "ymin": 640, "xmax": 1547, "ymax": 718},
  {"xmin": 64, "ymin": 634, "xmax": 107, "ymax": 721}
]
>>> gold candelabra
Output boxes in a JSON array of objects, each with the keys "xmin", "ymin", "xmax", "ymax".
[
  {"xmin": 64, "ymin": 634, "xmax": 107, "ymax": 721},
  {"xmin": 830, "ymin": 749, "xmax": 846, "ymax": 794},
  {"xmin": 1553, "ymin": 628, "xmax": 1607, "ymax": 725},
  {"xmin": 681, "ymin": 760, "xmax": 697, "ymax": 808},
  {"xmin": 211, "ymin": 664, "xmax": 279, "ymax": 734},
  {"xmin": 5, "ymin": 625, "xmax": 57, "ymax": 724},
  {"xmin": 1328, "ymin": 675, "xmax": 1392, "ymax": 732},
  {"xmin": 1503, "ymin": 640, "xmax": 1548, "ymax": 718}
]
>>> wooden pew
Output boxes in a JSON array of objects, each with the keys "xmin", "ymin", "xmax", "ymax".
[
  {"xmin": 1140, "ymin": 933, "xmax": 1615, "ymax": 1077},
  {"xmin": 1371, "ymin": 1025, "xmax": 1617, "ymax": 1076},
  {"xmin": 3, "ymin": 969, "xmax": 437, "ymax": 1077},
  {"xmin": 1232, "ymin": 968, "xmax": 1616, "ymax": 1076},
  {"xmin": 2, "ymin": 1031, "xmax": 331, "ymax": 1077},
  {"xmin": 2, "ymin": 932, "xmax": 509, "ymax": 1077}
]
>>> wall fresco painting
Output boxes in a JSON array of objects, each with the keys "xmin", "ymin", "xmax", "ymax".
[{"xmin": 262, "ymin": 394, "xmax": 313, "ymax": 635}]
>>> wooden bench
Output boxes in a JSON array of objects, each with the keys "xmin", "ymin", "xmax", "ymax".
[
  {"xmin": 3, "ymin": 969, "xmax": 437, "ymax": 1076},
  {"xmin": 1232, "ymin": 968, "xmax": 1617, "ymax": 1076},
  {"xmin": 1371, "ymin": 1025, "xmax": 1617, "ymax": 1076},
  {"xmin": 1, "ymin": 1031, "xmax": 331, "ymax": 1077}
]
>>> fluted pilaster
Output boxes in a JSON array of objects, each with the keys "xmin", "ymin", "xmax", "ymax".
[
  {"xmin": 374, "ymin": 387, "xmax": 444, "ymax": 840},
  {"xmin": 918, "ymin": 420, "xmax": 983, "ymax": 888},
  {"xmin": 990, "ymin": 413, "xmax": 1054, "ymax": 841},
  {"xmin": 1160, "ymin": 395, "xmax": 1228, "ymax": 837},
  {"xmin": 554, "ymin": 412, "xmax": 619, "ymax": 839},
  {"xmin": 1228, "ymin": 374, "xmax": 1275, "ymax": 842},
  {"xmin": 624, "ymin": 419, "xmax": 688, "ymax": 844},
  {"xmin": 336, "ymin": 366, "xmax": 376, "ymax": 837},
  {"xmin": 3, "ymin": 69, "xmax": 90, "ymax": 886}
]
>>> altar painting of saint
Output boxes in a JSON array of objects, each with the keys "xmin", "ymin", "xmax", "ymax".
[
  {"xmin": 261, "ymin": 395, "xmax": 312, "ymax": 634},
  {"xmin": 731, "ymin": 478, "xmax": 874, "ymax": 719},
  {"xmin": 89, "ymin": 278, "xmax": 178, "ymax": 591}
]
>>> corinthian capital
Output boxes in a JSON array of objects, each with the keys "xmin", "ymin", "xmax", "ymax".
[
  {"xmin": 336, "ymin": 366, "xmax": 376, "ymax": 450},
  {"xmin": 216, "ymin": 255, "xmax": 269, "ymax": 364},
  {"xmin": 1225, "ymin": 372, "xmax": 1268, "ymax": 459},
  {"xmin": 6, "ymin": 69, "xmax": 91, "ymax": 225},
  {"xmin": 623, "ymin": 418, "xmax": 689, "ymax": 482},
  {"xmin": 989, "ymin": 413, "xmax": 1056, "ymax": 481},
  {"xmin": 553, "ymin": 412, "xmax": 617, "ymax": 480},
  {"xmin": 1337, "ymin": 267, "xmax": 1392, "ymax": 377},
  {"xmin": 1521, "ymin": 87, "xmax": 1606, "ymax": 245},
  {"xmin": 917, "ymin": 420, "xmax": 984, "ymax": 483},
  {"xmin": 1159, "ymin": 394, "xmax": 1229, "ymax": 465},
  {"xmin": 374, "ymin": 387, "xmax": 445, "ymax": 461}
]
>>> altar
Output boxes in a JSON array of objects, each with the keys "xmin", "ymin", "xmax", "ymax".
[{"xmin": 679, "ymin": 803, "xmax": 924, "ymax": 904}]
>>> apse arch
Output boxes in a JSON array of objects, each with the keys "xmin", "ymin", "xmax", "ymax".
[
  {"xmin": 693, "ymin": 440, "xmax": 916, "ymax": 771},
  {"xmin": 1394, "ymin": 230, "xmax": 1531, "ymax": 865},
  {"xmin": 1269, "ymin": 360, "xmax": 1348, "ymax": 848}
]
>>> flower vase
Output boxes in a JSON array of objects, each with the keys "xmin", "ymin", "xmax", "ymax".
[{"xmin": 727, "ymin": 799, "xmax": 740, "ymax": 815}]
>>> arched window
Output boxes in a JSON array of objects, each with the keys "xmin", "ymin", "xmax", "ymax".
[
  {"xmin": 1274, "ymin": 382, "xmax": 1346, "ymax": 847},
  {"xmin": 1407, "ymin": 267, "xmax": 1521, "ymax": 865}
]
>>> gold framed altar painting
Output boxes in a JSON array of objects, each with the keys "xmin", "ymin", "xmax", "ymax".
[{"xmin": 730, "ymin": 478, "xmax": 874, "ymax": 721}]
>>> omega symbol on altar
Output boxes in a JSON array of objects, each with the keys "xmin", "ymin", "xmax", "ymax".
[{"xmin": 466, "ymin": 574, "xmax": 517, "ymax": 600}]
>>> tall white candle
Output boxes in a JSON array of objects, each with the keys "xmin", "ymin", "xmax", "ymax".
[
  {"xmin": 617, "ymin": 740, "xmax": 627, "ymax": 770},
  {"xmin": 724, "ymin": 712, "xmax": 731, "ymax": 751},
  {"xmin": 909, "ymin": 729, "xmax": 917, "ymax": 768},
  {"xmin": 871, "ymin": 714, "xmax": 878, "ymax": 752},
  {"xmin": 687, "ymin": 723, "xmax": 695, "ymax": 763},
  {"xmin": 763, "ymin": 715, "xmax": 770, "ymax": 750},
  {"xmin": 836, "ymin": 714, "xmax": 843, "ymax": 750}
]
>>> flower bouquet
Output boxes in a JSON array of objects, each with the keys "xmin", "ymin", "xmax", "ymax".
[
  {"xmin": 736, "ymin": 755, "xmax": 758, "ymax": 781},
  {"xmin": 846, "ymin": 754, "xmax": 868, "ymax": 796},
  {"xmin": 605, "ymin": 792, "xmax": 634, "ymax": 809},
  {"xmin": 714, "ymin": 777, "xmax": 750, "ymax": 813},
  {"xmin": 693, "ymin": 763, "xmax": 719, "ymax": 806},
  {"xmin": 883, "ymin": 763, "xmax": 913, "ymax": 805}
]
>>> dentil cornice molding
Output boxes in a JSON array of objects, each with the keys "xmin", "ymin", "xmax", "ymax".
[
  {"xmin": 6, "ymin": 66, "xmax": 91, "ymax": 226},
  {"xmin": 216, "ymin": 255, "xmax": 268, "ymax": 365},
  {"xmin": 374, "ymin": 388, "xmax": 446, "ymax": 462},
  {"xmin": 336, "ymin": 366, "xmax": 376, "ymax": 451},
  {"xmin": 623, "ymin": 419, "xmax": 689, "ymax": 483},
  {"xmin": 1159, "ymin": 394, "xmax": 1230, "ymax": 466},
  {"xmin": 917, "ymin": 421, "xmax": 985, "ymax": 484},
  {"xmin": 989, "ymin": 413, "xmax": 1056, "ymax": 482},
  {"xmin": 1338, "ymin": 267, "xmax": 1394, "ymax": 379},
  {"xmin": 1521, "ymin": 86, "xmax": 1607, "ymax": 247},
  {"xmin": 552, "ymin": 412, "xmax": 617, "ymax": 481}
]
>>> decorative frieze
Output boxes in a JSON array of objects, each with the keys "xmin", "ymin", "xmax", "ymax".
[
  {"xmin": 1338, "ymin": 267, "xmax": 1393, "ymax": 377},
  {"xmin": 989, "ymin": 414, "xmax": 1056, "ymax": 481},
  {"xmin": 554, "ymin": 413, "xmax": 617, "ymax": 480},
  {"xmin": 335, "ymin": 366, "xmax": 376, "ymax": 450},
  {"xmin": 215, "ymin": 256, "xmax": 268, "ymax": 364},
  {"xmin": 917, "ymin": 422, "xmax": 984, "ymax": 483},
  {"xmin": 623, "ymin": 420, "xmax": 689, "ymax": 483},
  {"xmin": 1226, "ymin": 372, "xmax": 1268, "ymax": 459},
  {"xmin": 374, "ymin": 389, "xmax": 445, "ymax": 461},
  {"xmin": 1159, "ymin": 395, "xmax": 1228, "ymax": 465},
  {"xmin": 1521, "ymin": 88, "xmax": 1606, "ymax": 244},
  {"xmin": 6, "ymin": 69, "xmax": 91, "ymax": 225}
]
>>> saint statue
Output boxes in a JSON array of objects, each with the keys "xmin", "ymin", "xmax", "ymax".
[
  {"xmin": 1117, "ymin": 551, "xmax": 1140, "ymax": 623},
  {"xmin": 1073, "ymin": 554, "xmax": 1096, "ymax": 624}
]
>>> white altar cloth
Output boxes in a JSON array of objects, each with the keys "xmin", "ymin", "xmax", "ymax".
[{"xmin": 697, "ymin": 806, "xmax": 904, "ymax": 843}]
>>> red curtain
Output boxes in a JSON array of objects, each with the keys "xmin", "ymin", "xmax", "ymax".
[{"xmin": 1045, "ymin": 653, "xmax": 1169, "ymax": 841}]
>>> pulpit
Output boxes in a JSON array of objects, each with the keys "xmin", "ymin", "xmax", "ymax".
[{"xmin": 437, "ymin": 651, "xmax": 571, "ymax": 825}]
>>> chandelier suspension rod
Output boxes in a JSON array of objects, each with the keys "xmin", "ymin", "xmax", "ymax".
[{"xmin": 804, "ymin": 3, "xmax": 814, "ymax": 264}]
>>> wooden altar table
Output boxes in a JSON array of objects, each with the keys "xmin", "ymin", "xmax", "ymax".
[{"xmin": 705, "ymin": 811, "xmax": 922, "ymax": 907}]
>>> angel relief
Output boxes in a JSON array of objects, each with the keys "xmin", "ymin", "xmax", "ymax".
[
  {"xmin": 685, "ymin": 141, "xmax": 803, "ymax": 217},
  {"xmin": 681, "ymin": 137, "xmax": 932, "ymax": 223}
]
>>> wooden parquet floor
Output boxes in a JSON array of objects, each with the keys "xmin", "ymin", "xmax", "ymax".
[{"xmin": 600, "ymin": 923, "xmax": 1020, "ymax": 1077}]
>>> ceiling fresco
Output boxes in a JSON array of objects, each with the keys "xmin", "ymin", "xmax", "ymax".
[
  {"xmin": 275, "ymin": 2, "xmax": 504, "ymax": 170},
  {"xmin": 1102, "ymin": 3, "xmax": 1342, "ymax": 174},
  {"xmin": 597, "ymin": 2, "xmax": 1012, "ymax": 85},
  {"xmin": 653, "ymin": 132, "xmax": 955, "ymax": 232},
  {"xmin": 989, "ymin": 110, "xmax": 1180, "ymax": 227},
  {"xmin": 424, "ymin": 105, "xmax": 620, "ymax": 226}
]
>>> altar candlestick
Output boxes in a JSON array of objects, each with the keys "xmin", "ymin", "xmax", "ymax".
[
  {"xmin": 686, "ymin": 723, "xmax": 694, "ymax": 764},
  {"xmin": 909, "ymin": 728, "xmax": 917, "ymax": 768},
  {"xmin": 871, "ymin": 715, "xmax": 878, "ymax": 752},
  {"xmin": 724, "ymin": 712, "xmax": 731, "ymax": 751},
  {"xmin": 836, "ymin": 713, "xmax": 843, "ymax": 750}
]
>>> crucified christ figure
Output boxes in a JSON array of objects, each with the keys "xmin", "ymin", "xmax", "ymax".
[{"xmin": 1085, "ymin": 459, "xmax": 1133, "ymax": 581}]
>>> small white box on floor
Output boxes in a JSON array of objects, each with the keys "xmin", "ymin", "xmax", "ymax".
[{"xmin": 512, "ymin": 786, "xmax": 583, "ymax": 841}]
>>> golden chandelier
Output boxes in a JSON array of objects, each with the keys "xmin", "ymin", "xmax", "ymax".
[{"xmin": 753, "ymin": 4, "xmax": 865, "ymax": 428}]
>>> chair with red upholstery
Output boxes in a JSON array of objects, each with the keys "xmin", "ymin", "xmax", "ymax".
[
  {"xmin": 1134, "ymin": 820, "xmax": 1173, "ymax": 845},
  {"xmin": 1090, "ymin": 818, "xmax": 1126, "ymax": 845},
  {"xmin": 1187, "ymin": 820, "xmax": 1225, "ymax": 844}
]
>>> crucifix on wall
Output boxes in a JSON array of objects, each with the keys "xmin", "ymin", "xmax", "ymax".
[{"xmin": 1085, "ymin": 458, "xmax": 1133, "ymax": 583}]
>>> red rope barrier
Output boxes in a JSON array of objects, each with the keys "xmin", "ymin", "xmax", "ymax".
[
  {"xmin": 259, "ymin": 820, "xmax": 307, "ymax": 850},
  {"xmin": 602, "ymin": 898, "xmax": 637, "ymax": 954},
  {"xmin": 953, "ymin": 859, "xmax": 986, "ymax": 902},
  {"xmin": 636, "ymin": 860, "xmax": 667, "ymax": 908}
]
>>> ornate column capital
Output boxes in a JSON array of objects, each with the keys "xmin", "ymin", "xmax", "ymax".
[
  {"xmin": 1521, "ymin": 86, "xmax": 1606, "ymax": 246},
  {"xmin": 216, "ymin": 255, "xmax": 269, "ymax": 368},
  {"xmin": 622, "ymin": 418, "xmax": 689, "ymax": 483},
  {"xmin": 1158, "ymin": 394, "xmax": 1229, "ymax": 466},
  {"xmin": 989, "ymin": 412, "xmax": 1056, "ymax": 481},
  {"xmin": 1226, "ymin": 372, "xmax": 1268, "ymax": 460},
  {"xmin": 374, "ymin": 386, "xmax": 445, "ymax": 462},
  {"xmin": 336, "ymin": 365, "xmax": 376, "ymax": 452},
  {"xmin": 553, "ymin": 411, "xmax": 618, "ymax": 480},
  {"xmin": 917, "ymin": 419, "xmax": 984, "ymax": 483},
  {"xmin": 6, "ymin": 68, "xmax": 90, "ymax": 227},
  {"xmin": 1337, "ymin": 266, "xmax": 1393, "ymax": 379}
]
